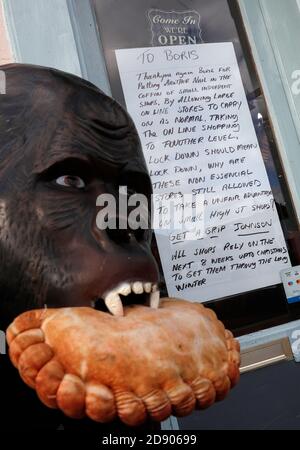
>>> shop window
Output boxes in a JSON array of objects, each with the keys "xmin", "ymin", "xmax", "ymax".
[{"xmin": 92, "ymin": 0, "xmax": 300, "ymax": 336}]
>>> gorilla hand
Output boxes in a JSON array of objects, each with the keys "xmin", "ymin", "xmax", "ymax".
[{"xmin": 6, "ymin": 299, "xmax": 240, "ymax": 427}]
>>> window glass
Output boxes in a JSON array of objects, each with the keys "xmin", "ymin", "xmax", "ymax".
[{"xmin": 93, "ymin": 0, "xmax": 300, "ymax": 335}]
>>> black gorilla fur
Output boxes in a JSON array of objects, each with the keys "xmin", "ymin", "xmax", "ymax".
[{"xmin": 0, "ymin": 64, "xmax": 159, "ymax": 430}]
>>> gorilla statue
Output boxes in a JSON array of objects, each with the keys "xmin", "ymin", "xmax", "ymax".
[{"xmin": 0, "ymin": 64, "xmax": 240, "ymax": 431}]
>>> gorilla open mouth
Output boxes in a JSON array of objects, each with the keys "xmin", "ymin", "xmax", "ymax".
[{"xmin": 93, "ymin": 282, "xmax": 160, "ymax": 316}]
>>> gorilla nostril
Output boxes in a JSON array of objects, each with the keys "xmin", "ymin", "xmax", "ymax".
[
  {"xmin": 106, "ymin": 227, "xmax": 134, "ymax": 245},
  {"xmin": 132, "ymin": 228, "xmax": 147, "ymax": 242},
  {"xmin": 105, "ymin": 217, "xmax": 149, "ymax": 245}
]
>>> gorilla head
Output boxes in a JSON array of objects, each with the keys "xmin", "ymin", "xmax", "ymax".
[{"xmin": 0, "ymin": 64, "xmax": 159, "ymax": 329}]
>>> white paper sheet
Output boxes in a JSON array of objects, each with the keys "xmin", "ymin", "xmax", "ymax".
[{"xmin": 116, "ymin": 43, "xmax": 290, "ymax": 302}]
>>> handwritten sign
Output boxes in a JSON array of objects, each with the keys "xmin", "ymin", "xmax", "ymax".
[{"xmin": 116, "ymin": 43, "xmax": 290, "ymax": 302}]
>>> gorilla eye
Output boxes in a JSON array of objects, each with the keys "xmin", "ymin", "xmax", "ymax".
[{"xmin": 55, "ymin": 175, "xmax": 85, "ymax": 189}]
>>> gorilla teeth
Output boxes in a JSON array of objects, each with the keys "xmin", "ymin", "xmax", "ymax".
[
  {"xmin": 132, "ymin": 282, "xmax": 144, "ymax": 294},
  {"xmin": 104, "ymin": 293, "xmax": 124, "ymax": 317},
  {"xmin": 101, "ymin": 282, "xmax": 160, "ymax": 316},
  {"xmin": 150, "ymin": 285, "xmax": 160, "ymax": 309},
  {"xmin": 117, "ymin": 283, "xmax": 132, "ymax": 296},
  {"xmin": 144, "ymin": 283, "xmax": 152, "ymax": 293}
]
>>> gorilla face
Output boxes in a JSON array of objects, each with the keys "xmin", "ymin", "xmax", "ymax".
[{"xmin": 0, "ymin": 64, "xmax": 159, "ymax": 328}]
